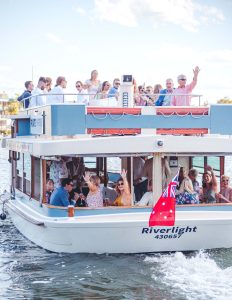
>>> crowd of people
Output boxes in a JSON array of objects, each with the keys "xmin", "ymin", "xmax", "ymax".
[
  {"xmin": 46, "ymin": 169, "xmax": 131, "ymax": 208},
  {"xmin": 17, "ymin": 67, "xmax": 200, "ymax": 109},
  {"xmin": 44, "ymin": 155, "xmax": 232, "ymax": 209},
  {"xmin": 175, "ymin": 166, "xmax": 232, "ymax": 205}
]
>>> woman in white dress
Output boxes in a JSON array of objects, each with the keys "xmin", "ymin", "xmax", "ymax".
[{"xmin": 85, "ymin": 70, "xmax": 101, "ymax": 101}]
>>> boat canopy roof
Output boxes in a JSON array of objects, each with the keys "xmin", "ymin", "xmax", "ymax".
[{"xmin": 4, "ymin": 134, "xmax": 232, "ymax": 157}]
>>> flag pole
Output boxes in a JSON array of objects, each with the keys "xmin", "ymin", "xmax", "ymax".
[
  {"xmin": 149, "ymin": 169, "xmax": 179, "ymax": 227},
  {"xmin": 32, "ymin": 65, "xmax": 34, "ymax": 82},
  {"xmin": 152, "ymin": 153, "xmax": 162, "ymax": 206},
  {"xmin": 130, "ymin": 157, "xmax": 134, "ymax": 206}
]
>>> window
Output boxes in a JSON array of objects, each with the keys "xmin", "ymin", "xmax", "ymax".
[
  {"xmin": 16, "ymin": 153, "xmax": 23, "ymax": 191},
  {"xmin": 191, "ymin": 156, "xmax": 221, "ymax": 185},
  {"xmin": 16, "ymin": 152, "xmax": 31, "ymax": 195},
  {"xmin": 31, "ymin": 157, "xmax": 41, "ymax": 200},
  {"xmin": 84, "ymin": 157, "xmax": 97, "ymax": 170}
]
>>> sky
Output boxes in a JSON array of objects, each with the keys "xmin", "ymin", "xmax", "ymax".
[{"xmin": 0, "ymin": 0, "xmax": 232, "ymax": 104}]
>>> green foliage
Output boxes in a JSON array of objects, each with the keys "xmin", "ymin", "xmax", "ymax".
[{"xmin": 6, "ymin": 101, "xmax": 19, "ymax": 115}]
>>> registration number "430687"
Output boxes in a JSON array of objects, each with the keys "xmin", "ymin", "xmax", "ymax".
[{"xmin": 154, "ymin": 234, "xmax": 182, "ymax": 239}]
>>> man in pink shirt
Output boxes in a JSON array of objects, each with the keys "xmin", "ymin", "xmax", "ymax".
[{"xmin": 171, "ymin": 66, "xmax": 200, "ymax": 106}]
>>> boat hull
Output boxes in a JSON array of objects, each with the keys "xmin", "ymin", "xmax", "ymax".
[{"xmin": 7, "ymin": 200, "xmax": 232, "ymax": 253}]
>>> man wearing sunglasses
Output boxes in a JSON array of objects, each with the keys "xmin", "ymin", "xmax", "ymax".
[
  {"xmin": 108, "ymin": 78, "xmax": 120, "ymax": 100},
  {"xmin": 50, "ymin": 178, "xmax": 74, "ymax": 207},
  {"xmin": 171, "ymin": 66, "xmax": 200, "ymax": 106}
]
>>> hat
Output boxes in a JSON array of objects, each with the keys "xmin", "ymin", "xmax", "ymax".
[{"xmin": 177, "ymin": 74, "xmax": 187, "ymax": 81}]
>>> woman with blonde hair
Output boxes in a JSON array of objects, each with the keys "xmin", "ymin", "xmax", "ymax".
[
  {"xmin": 45, "ymin": 77, "xmax": 52, "ymax": 92},
  {"xmin": 216, "ymin": 175, "xmax": 232, "ymax": 203},
  {"xmin": 113, "ymin": 169, "xmax": 131, "ymax": 206},
  {"xmin": 85, "ymin": 70, "xmax": 101, "ymax": 100},
  {"xmin": 84, "ymin": 172, "xmax": 103, "ymax": 208}
]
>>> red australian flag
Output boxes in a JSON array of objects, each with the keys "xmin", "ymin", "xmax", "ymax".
[{"xmin": 149, "ymin": 172, "xmax": 179, "ymax": 227}]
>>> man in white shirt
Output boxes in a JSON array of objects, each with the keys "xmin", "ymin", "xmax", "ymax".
[
  {"xmin": 136, "ymin": 180, "xmax": 154, "ymax": 206},
  {"xmin": 29, "ymin": 77, "xmax": 47, "ymax": 107},
  {"xmin": 47, "ymin": 76, "xmax": 67, "ymax": 104}
]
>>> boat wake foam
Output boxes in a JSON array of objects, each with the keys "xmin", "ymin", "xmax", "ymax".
[{"xmin": 144, "ymin": 250, "xmax": 232, "ymax": 300}]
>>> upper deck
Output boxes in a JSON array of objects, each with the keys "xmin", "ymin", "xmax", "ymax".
[
  {"xmin": 7, "ymin": 103, "xmax": 232, "ymax": 135},
  {"xmin": 2, "ymin": 102, "xmax": 232, "ymax": 157}
]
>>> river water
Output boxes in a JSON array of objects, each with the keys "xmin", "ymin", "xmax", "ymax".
[{"xmin": 1, "ymin": 148, "xmax": 232, "ymax": 300}]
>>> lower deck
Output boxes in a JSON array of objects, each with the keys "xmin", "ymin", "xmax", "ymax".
[
  {"xmin": 10, "ymin": 152, "xmax": 230, "ymax": 207},
  {"xmin": 14, "ymin": 191, "xmax": 232, "ymax": 219}
]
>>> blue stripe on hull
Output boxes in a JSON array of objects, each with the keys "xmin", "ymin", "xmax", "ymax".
[{"xmin": 16, "ymin": 197, "xmax": 232, "ymax": 217}]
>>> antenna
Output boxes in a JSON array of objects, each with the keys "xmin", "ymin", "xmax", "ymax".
[{"xmin": 32, "ymin": 65, "xmax": 34, "ymax": 82}]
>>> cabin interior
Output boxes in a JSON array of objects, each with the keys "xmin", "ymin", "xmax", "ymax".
[{"xmin": 11, "ymin": 151, "xmax": 226, "ymax": 207}]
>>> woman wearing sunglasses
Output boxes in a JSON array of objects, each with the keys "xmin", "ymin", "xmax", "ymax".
[
  {"xmin": 216, "ymin": 175, "xmax": 232, "ymax": 203},
  {"xmin": 113, "ymin": 169, "xmax": 131, "ymax": 206},
  {"xmin": 95, "ymin": 81, "xmax": 111, "ymax": 100}
]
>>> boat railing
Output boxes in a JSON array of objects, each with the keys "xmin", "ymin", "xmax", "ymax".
[
  {"xmin": 136, "ymin": 93, "xmax": 203, "ymax": 106},
  {"xmin": 18, "ymin": 92, "xmax": 204, "ymax": 110},
  {"xmin": 14, "ymin": 90, "xmax": 232, "ymax": 138}
]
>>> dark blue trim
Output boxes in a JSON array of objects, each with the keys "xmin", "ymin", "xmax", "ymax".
[
  {"xmin": 17, "ymin": 197, "xmax": 232, "ymax": 218},
  {"xmin": 45, "ymin": 204, "xmax": 232, "ymax": 217},
  {"xmin": 177, "ymin": 205, "xmax": 232, "ymax": 211},
  {"xmin": 45, "ymin": 207, "xmax": 153, "ymax": 217}
]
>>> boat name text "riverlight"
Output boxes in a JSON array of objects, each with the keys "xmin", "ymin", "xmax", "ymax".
[{"xmin": 142, "ymin": 226, "xmax": 197, "ymax": 239}]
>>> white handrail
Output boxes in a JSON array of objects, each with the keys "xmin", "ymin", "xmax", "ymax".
[{"xmin": 18, "ymin": 92, "xmax": 204, "ymax": 109}]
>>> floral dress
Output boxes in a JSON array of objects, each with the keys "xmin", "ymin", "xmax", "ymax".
[
  {"xmin": 86, "ymin": 189, "xmax": 103, "ymax": 208},
  {"xmin": 176, "ymin": 177, "xmax": 199, "ymax": 205}
]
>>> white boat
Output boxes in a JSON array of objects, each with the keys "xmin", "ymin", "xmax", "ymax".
[{"xmin": 2, "ymin": 88, "xmax": 232, "ymax": 253}]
